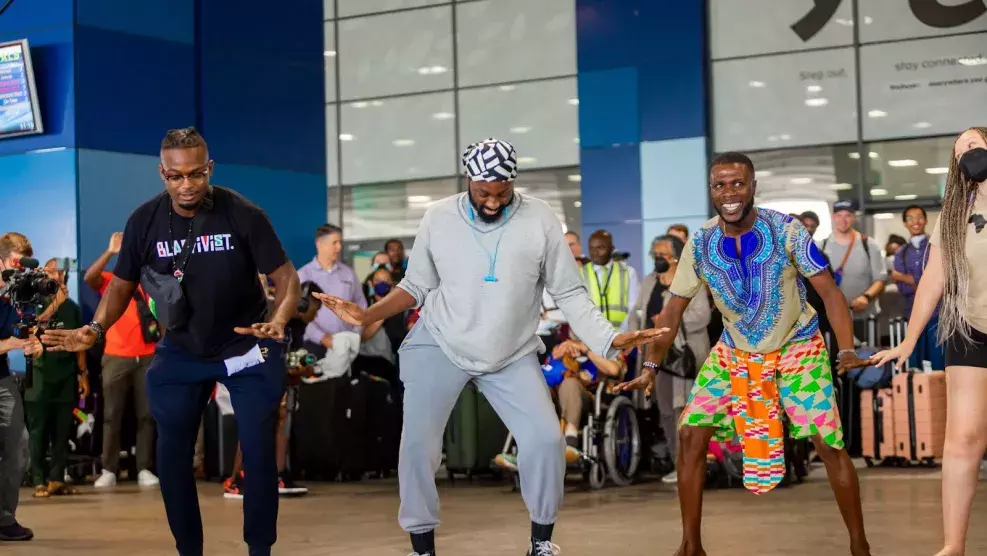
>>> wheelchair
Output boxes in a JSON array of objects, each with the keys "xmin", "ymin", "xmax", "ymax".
[{"xmin": 500, "ymin": 378, "xmax": 642, "ymax": 490}]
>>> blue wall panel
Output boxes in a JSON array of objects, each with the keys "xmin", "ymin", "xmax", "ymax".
[
  {"xmin": 640, "ymin": 138, "xmax": 709, "ymax": 221},
  {"xmin": 212, "ymin": 164, "xmax": 327, "ymax": 268},
  {"xmin": 76, "ymin": 150, "xmax": 163, "ymax": 267},
  {"xmin": 575, "ymin": 1, "xmax": 639, "ymax": 71},
  {"xmin": 0, "ymin": 149, "xmax": 78, "ymax": 372},
  {"xmin": 0, "ymin": 0, "xmax": 73, "ymax": 32},
  {"xmin": 577, "ymin": 0, "xmax": 708, "ymax": 265},
  {"xmin": 76, "ymin": 0, "xmax": 195, "ymax": 44},
  {"xmin": 75, "ymin": 27, "xmax": 196, "ymax": 155},
  {"xmin": 198, "ymin": 0, "xmax": 325, "ymax": 175},
  {"xmin": 638, "ymin": 57, "xmax": 706, "ymax": 142},
  {"xmin": 0, "ymin": 26, "xmax": 75, "ymax": 156},
  {"xmin": 579, "ymin": 145, "xmax": 641, "ymax": 226},
  {"xmin": 577, "ymin": 67, "xmax": 638, "ymax": 149}
]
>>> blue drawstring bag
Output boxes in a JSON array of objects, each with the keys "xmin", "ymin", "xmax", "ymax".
[
  {"xmin": 847, "ymin": 346, "xmax": 892, "ymax": 389},
  {"xmin": 542, "ymin": 358, "xmax": 567, "ymax": 388}
]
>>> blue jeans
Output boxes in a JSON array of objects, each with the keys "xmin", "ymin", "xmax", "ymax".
[
  {"xmin": 909, "ymin": 314, "xmax": 946, "ymax": 371},
  {"xmin": 146, "ymin": 338, "xmax": 285, "ymax": 556}
]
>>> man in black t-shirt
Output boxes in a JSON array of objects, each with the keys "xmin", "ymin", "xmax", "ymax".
[{"xmin": 42, "ymin": 127, "xmax": 301, "ymax": 556}]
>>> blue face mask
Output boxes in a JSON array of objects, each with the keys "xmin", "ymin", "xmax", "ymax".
[{"xmin": 373, "ymin": 282, "xmax": 392, "ymax": 297}]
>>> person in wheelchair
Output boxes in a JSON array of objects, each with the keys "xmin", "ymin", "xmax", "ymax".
[{"xmin": 495, "ymin": 337, "xmax": 627, "ymax": 471}]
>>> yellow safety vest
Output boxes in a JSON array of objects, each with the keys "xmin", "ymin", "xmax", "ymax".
[{"xmin": 580, "ymin": 262, "xmax": 630, "ymax": 328}]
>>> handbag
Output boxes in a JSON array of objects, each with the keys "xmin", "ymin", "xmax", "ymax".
[
  {"xmin": 658, "ymin": 322, "xmax": 698, "ymax": 380},
  {"xmin": 139, "ymin": 213, "xmax": 204, "ymax": 332}
]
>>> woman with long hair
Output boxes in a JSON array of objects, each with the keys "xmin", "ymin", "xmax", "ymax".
[{"xmin": 873, "ymin": 127, "xmax": 987, "ymax": 556}]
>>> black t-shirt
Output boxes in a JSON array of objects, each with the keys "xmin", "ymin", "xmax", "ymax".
[{"xmin": 114, "ymin": 186, "xmax": 287, "ymax": 361}]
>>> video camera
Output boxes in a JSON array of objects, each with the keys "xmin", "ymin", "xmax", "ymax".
[{"xmin": 0, "ymin": 257, "xmax": 63, "ymax": 387}]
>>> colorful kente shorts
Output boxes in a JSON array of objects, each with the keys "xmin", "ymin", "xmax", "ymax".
[{"xmin": 678, "ymin": 333, "xmax": 844, "ymax": 494}]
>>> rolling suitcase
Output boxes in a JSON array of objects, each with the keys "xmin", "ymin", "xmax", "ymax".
[
  {"xmin": 443, "ymin": 381, "xmax": 509, "ymax": 482},
  {"xmin": 364, "ymin": 373, "xmax": 401, "ymax": 478},
  {"xmin": 859, "ymin": 317, "xmax": 901, "ymax": 467},
  {"xmin": 893, "ymin": 370, "xmax": 947, "ymax": 467},
  {"xmin": 203, "ymin": 398, "xmax": 239, "ymax": 481}
]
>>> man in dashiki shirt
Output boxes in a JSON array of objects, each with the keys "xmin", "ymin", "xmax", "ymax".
[{"xmin": 616, "ymin": 152, "xmax": 872, "ymax": 556}]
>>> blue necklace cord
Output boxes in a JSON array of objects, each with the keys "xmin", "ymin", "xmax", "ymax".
[{"xmin": 471, "ymin": 225, "xmax": 506, "ymax": 282}]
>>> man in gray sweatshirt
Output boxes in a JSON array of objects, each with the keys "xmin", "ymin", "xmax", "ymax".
[{"xmin": 314, "ymin": 137, "xmax": 666, "ymax": 556}]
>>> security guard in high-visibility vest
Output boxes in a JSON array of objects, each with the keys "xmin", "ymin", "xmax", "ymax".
[{"xmin": 580, "ymin": 230, "xmax": 640, "ymax": 331}]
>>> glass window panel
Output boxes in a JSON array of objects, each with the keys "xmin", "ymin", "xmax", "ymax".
[
  {"xmin": 338, "ymin": 0, "xmax": 449, "ymax": 18},
  {"xmin": 324, "ymin": 0, "xmax": 334, "ymax": 20},
  {"xmin": 340, "ymin": 92, "xmax": 457, "ymax": 185},
  {"xmin": 708, "ymin": 0, "xmax": 854, "ymax": 60},
  {"xmin": 514, "ymin": 167, "xmax": 582, "ymax": 234},
  {"xmin": 337, "ymin": 7, "xmax": 453, "ymax": 100},
  {"xmin": 864, "ymin": 136, "xmax": 954, "ymax": 201},
  {"xmin": 326, "ymin": 104, "xmax": 339, "ymax": 187},
  {"xmin": 858, "ymin": 0, "xmax": 987, "ymax": 44},
  {"xmin": 712, "ymin": 47, "xmax": 858, "ymax": 152},
  {"xmin": 859, "ymin": 33, "xmax": 987, "ymax": 142},
  {"xmin": 324, "ymin": 22, "xmax": 337, "ymax": 103},
  {"xmin": 456, "ymin": 0, "xmax": 576, "ymax": 87},
  {"xmin": 342, "ymin": 178, "xmax": 459, "ymax": 240},
  {"xmin": 748, "ymin": 144, "xmax": 862, "ymax": 240},
  {"xmin": 458, "ymin": 78, "xmax": 579, "ymax": 170}
]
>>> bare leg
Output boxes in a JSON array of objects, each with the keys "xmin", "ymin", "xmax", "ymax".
[
  {"xmin": 230, "ymin": 444, "xmax": 243, "ymax": 478},
  {"xmin": 812, "ymin": 435, "xmax": 870, "ymax": 555},
  {"xmin": 938, "ymin": 366, "xmax": 987, "ymax": 556},
  {"xmin": 675, "ymin": 425, "xmax": 714, "ymax": 556}
]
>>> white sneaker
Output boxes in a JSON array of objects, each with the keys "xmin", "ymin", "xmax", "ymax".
[
  {"xmin": 661, "ymin": 470, "xmax": 678, "ymax": 484},
  {"xmin": 138, "ymin": 470, "xmax": 160, "ymax": 487},
  {"xmin": 94, "ymin": 470, "xmax": 117, "ymax": 488}
]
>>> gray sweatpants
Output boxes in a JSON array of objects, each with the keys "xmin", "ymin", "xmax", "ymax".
[
  {"xmin": 0, "ymin": 375, "xmax": 27, "ymax": 527},
  {"xmin": 397, "ymin": 323, "xmax": 565, "ymax": 534}
]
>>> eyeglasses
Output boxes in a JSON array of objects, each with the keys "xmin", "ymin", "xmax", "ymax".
[{"xmin": 164, "ymin": 170, "xmax": 209, "ymax": 185}]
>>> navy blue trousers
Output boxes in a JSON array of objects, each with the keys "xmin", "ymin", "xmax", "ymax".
[{"xmin": 146, "ymin": 337, "xmax": 285, "ymax": 556}]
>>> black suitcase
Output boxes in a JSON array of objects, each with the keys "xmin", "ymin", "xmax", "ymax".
[
  {"xmin": 333, "ymin": 373, "xmax": 369, "ymax": 480},
  {"xmin": 202, "ymin": 398, "xmax": 238, "ymax": 481},
  {"xmin": 292, "ymin": 378, "xmax": 342, "ymax": 480},
  {"xmin": 364, "ymin": 373, "xmax": 401, "ymax": 477},
  {"xmin": 292, "ymin": 372, "xmax": 370, "ymax": 481}
]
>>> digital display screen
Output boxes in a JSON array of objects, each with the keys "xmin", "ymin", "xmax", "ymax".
[{"xmin": 0, "ymin": 39, "xmax": 44, "ymax": 139}]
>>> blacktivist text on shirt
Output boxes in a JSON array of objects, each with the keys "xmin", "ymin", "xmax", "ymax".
[{"xmin": 114, "ymin": 187, "xmax": 288, "ymax": 362}]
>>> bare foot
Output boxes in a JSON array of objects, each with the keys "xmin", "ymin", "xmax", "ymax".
[
  {"xmin": 851, "ymin": 541, "xmax": 872, "ymax": 556},
  {"xmin": 674, "ymin": 541, "xmax": 707, "ymax": 556},
  {"xmin": 933, "ymin": 547, "xmax": 962, "ymax": 556}
]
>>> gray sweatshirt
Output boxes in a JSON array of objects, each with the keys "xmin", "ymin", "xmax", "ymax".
[{"xmin": 397, "ymin": 192, "xmax": 618, "ymax": 374}]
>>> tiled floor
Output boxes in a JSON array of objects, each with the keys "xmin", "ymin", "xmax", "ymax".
[{"xmin": 8, "ymin": 466, "xmax": 986, "ymax": 555}]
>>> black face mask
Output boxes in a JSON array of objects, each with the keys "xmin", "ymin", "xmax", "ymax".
[
  {"xmin": 653, "ymin": 256, "xmax": 670, "ymax": 274},
  {"xmin": 959, "ymin": 147, "xmax": 987, "ymax": 183}
]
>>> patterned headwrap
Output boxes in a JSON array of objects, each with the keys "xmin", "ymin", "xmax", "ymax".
[{"xmin": 461, "ymin": 137, "xmax": 518, "ymax": 182}]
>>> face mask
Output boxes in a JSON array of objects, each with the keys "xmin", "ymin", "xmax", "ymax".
[
  {"xmin": 373, "ymin": 282, "xmax": 392, "ymax": 297},
  {"xmin": 959, "ymin": 147, "xmax": 987, "ymax": 183},
  {"xmin": 653, "ymin": 256, "xmax": 670, "ymax": 274}
]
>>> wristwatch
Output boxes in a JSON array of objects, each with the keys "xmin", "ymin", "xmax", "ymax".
[
  {"xmin": 836, "ymin": 349, "xmax": 856, "ymax": 363},
  {"xmin": 86, "ymin": 321, "xmax": 105, "ymax": 344}
]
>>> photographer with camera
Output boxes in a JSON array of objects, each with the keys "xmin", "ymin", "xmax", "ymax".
[{"xmin": 0, "ymin": 232, "xmax": 43, "ymax": 542}]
